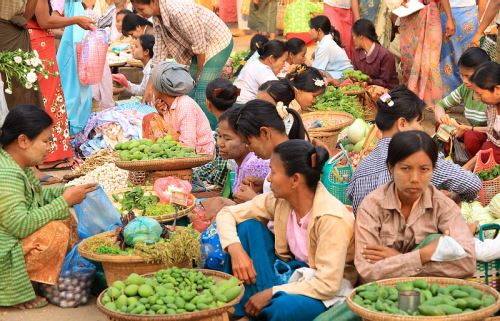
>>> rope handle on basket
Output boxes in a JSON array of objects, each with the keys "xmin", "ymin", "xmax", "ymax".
[
  {"xmin": 327, "ymin": 144, "xmax": 352, "ymax": 167},
  {"xmin": 360, "ymin": 125, "xmax": 378, "ymax": 157},
  {"xmin": 478, "ymin": 223, "xmax": 500, "ymax": 242}
]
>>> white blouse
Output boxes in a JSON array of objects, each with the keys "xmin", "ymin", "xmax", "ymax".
[{"xmin": 234, "ymin": 59, "xmax": 278, "ymax": 104}]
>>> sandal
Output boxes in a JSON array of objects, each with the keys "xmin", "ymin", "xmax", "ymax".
[
  {"xmin": 37, "ymin": 158, "xmax": 76, "ymax": 171},
  {"xmin": 14, "ymin": 296, "xmax": 48, "ymax": 310},
  {"xmin": 39, "ymin": 175, "xmax": 63, "ymax": 185}
]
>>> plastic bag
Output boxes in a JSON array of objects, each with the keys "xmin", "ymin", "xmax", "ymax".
[
  {"xmin": 76, "ymin": 29, "xmax": 108, "ymax": 85},
  {"xmin": 431, "ymin": 236, "xmax": 467, "ymax": 261},
  {"xmin": 200, "ymin": 223, "xmax": 226, "ymax": 271},
  {"xmin": 450, "ymin": 137, "xmax": 470, "ymax": 166},
  {"xmin": 154, "ymin": 177, "xmax": 192, "ymax": 204},
  {"xmin": 73, "ymin": 186, "xmax": 122, "ymax": 239},
  {"xmin": 274, "ymin": 259, "xmax": 292, "ymax": 285},
  {"xmin": 39, "ymin": 244, "xmax": 95, "ymax": 308},
  {"xmin": 124, "ymin": 217, "xmax": 163, "ymax": 246}
]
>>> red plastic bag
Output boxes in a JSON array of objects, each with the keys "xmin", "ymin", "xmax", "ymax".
[
  {"xmin": 76, "ymin": 30, "xmax": 108, "ymax": 85},
  {"xmin": 153, "ymin": 177, "xmax": 192, "ymax": 204}
]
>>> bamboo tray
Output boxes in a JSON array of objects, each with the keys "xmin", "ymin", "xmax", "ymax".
[
  {"xmin": 115, "ymin": 154, "xmax": 213, "ymax": 171},
  {"xmin": 96, "ymin": 269, "xmax": 244, "ymax": 321},
  {"xmin": 347, "ymin": 277, "xmax": 500, "ymax": 321},
  {"xmin": 301, "ymin": 111, "xmax": 354, "ymax": 133}
]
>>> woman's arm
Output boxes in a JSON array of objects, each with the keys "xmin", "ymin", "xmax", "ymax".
[
  {"xmin": 351, "ymin": 0, "xmax": 360, "ymax": 21},
  {"xmin": 472, "ymin": 0, "xmax": 500, "ymax": 46},
  {"xmin": 440, "ymin": 0, "xmax": 455, "ymax": 39},
  {"xmin": 369, "ymin": 52, "xmax": 396, "ymax": 88},
  {"xmin": 42, "ymin": 186, "xmax": 66, "ymax": 203},
  {"xmin": 35, "ymin": 0, "xmax": 94, "ymax": 30}
]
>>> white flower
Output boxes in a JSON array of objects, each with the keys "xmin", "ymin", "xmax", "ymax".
[
  {"xmin": 314, "ymin": 78, "xmax": 325, "ymax": 87},
  {"xmin": 14, "ymin": 56, "xmax": 22, "ymax": 64},
  {"xmin": 5, "ymin": 87, "xmax": 12, "ymax": 94},
  {"xmin": 25, "ymin": 82, "xmax": 33, "ymax": 89},
  {"xmin": 27, "ymin": 72, "xmax": 37, "ymax": 84},
  {"xmin": 33, "ymin": 50, "xmax": 39, "ymax": 58},
  {"xmin": 30, "ymin": 58, "xmax": 39, "ymax": 67},
  {"xmin": 25, "ymin": 59, "xmax": 31, "ymax": 66}
]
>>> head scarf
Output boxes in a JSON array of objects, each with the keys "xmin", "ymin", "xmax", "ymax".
[{"xmin": 152, "ymin": 60, "xmax": 195, "ymax": 96}]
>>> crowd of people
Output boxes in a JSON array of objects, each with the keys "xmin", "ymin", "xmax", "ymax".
[{"xmin": 0, "ymin": 0, "xmax": 499, "ymax": 320}]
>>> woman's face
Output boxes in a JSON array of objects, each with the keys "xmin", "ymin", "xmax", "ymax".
[
  {"xmin": 133, "ymin": 0, "xmax": 159, "ymax": 18},
  {"xmin": 267, "ymin": 53, "xmax": 289, "ymax": 75},
  {"xmin": 472, "ymin": 84, "xmax": 500, "ymax": 105},
  {"xmin": 309, "ymin": 28, "xmax": 320, "ymax": 41},
  {"xmin": 129, "ymin": 26, "xmax": 144, "ymax": 39},
  {"xmin": 289, "ymin": 47, "xmax": 307, "ymax": 65},
  {"xmin": 268, "ymin": 153, "xmax": 294, "ymax": 199},
  {"xmin": 391, "ymin": 150, "xmax": 434, "ymax": 203},
  {"xmin": 132, "ymin": 38, "xmax": 146, "ymax": 60},
  {"xmin": 246, "ymin": 129, "xmax": 275, "ymax": 160},
  {"xmin": 116, "ymin": 13, "xmax": 126, "ymax": 33},
  {"xmin": 458, "ymin": 66, "xmax": 475, "ymax": 90},
  {"xmin": 353, "ymin": 33, "xmax": 362, "ymax": 49},
  {"xmin": 23, "ymin": 127, "xmax": 53, "ymax": 166},
  {"xmin": 217, "ymin": 120, "xmax": 249, "ymax": 161},
  {"xmin": 295, "ymin": 89, "xmax": 322, "ymax": 110}
]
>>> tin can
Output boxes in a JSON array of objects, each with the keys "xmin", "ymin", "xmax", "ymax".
[{"xmin": 398, "ymin": 290, "xmax": 421, "ymax": 312}]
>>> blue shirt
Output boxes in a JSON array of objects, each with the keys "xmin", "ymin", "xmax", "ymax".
[
  {"xmin": 312, "ymin": 34, "xmax": 353, "ymax": 79},
  {"xmin": 347, "ymin": 138, "xmax": 482, "ymax": 214}
]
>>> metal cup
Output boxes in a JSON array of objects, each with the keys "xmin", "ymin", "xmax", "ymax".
[{"xmin": 398, "ymin": 290, "xmax": 421, "ymax": 312}]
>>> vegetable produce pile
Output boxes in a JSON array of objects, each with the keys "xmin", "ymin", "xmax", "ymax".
[
  {"xmin": 66, "ymin": 162, "xmax": 129, "ymax": 193},
  {"xmin": 311, "ymin": 86, "xmax": 364, "ymax": 119},
  {"xmin": 352, "ymin": 279, "xmax": 497, "ymax": 316},
  {"xmin": 100, "ymin": 268, "xmax": 242, "ymax": 315},
  {"xmin": 461, "ymin": 201, "xmax": 500, "ymax": 226},
  {"xmin": 477, "ymin": 165, "xmax": 500, "ymax": 181},
  {"xmin": 39, "ymin": 269, "xmax": 94, "ymax": 308},
  {"xmin": 115, "ymin": 136, "xmax": 197, "ymax": 161},
  {"xmin": 340, "ymin": 84, "xmax": 364, "ymax": 92},
  {"xmin": 343, "ymin": 69, "xmax": 369, "ymax": 82},
  {"xmin": 68, "ymin": 149, "xmax": 118, "ymax": 177},
  {"xmin": 337, "ymin": 119, "xmax": 376, "ymax": 168},
  {"xmin": 230, "ymin": 50, "xmax": 250, "ymax": 71},
  {"xmin": 113, "ymin": 187, "xmax": 160, "ymax": 212}
]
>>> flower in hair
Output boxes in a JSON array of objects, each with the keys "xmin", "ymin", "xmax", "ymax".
[{"xmin": 314, "ymin": 78, "xmax": 325, "ymax": 87}]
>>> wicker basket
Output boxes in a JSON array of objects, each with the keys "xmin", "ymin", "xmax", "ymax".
[
  {"xmin": 301, "ymin": 111, "xmax": 354, "ymax": 133},
  {"xmin": 347, "ymin": 277, "xmax": 500, "ymax": 321},
  {"xmin": 78, "ymin": 230, "xmax": 191, "ymax": 284},
  {"xmin": 116, "ymin": 154, "xmax": 213, "ymax": 172},
  {"xmin": 467, "ymin": 224, "xmax": 500, "ymax": 291},
  {"xmin": 128, "ymin": 169, "xmax": 194, "ymax": 186},
  {"xmin": 473, "ymin": 149, "xmax": 500, "ymax": 207},
  {"xmin": 96, "ymin": 269, "xmax": 244, "ymax": 321}
]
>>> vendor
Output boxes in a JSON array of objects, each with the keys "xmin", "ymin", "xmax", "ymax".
[
  {"xmin": 217, "ymin": 140, "xmax": 356, "ymax": 321},
  {"xmin": 115, "ymin": 8, "xmax": 132, "ymax": 35},
  {"xmin": 309, "ymin": 15, "xmax": 353, "ymax": 84},
  {"xmin": 132, "ymin": 0, "xmax": 233, "ymax": 129},
  {"xmin": 0, "ymin": 105, "xmax": 96, "ymax": 309},
  {"xmin": 285, "ymin": 64, "xmax": 327, "ymax": 112},
  {"xmin": 121, "ymin": 13, "xmax": 153, "ymax": 38},
  {"xmin": 351, "ymin": 19, "xmax": 398, "ymax": 90},
  {"xmin": 347, "ymin": 85, "xmax": 481, "ymax": 214},
  {"xmin": 355, "ymin": 130, "xmax": 476, "ymax": 283},
  {"xmin": 151, "ymin": 61, "xmax": 215, "ymax": 155},
  {"xmin": 235, "ymin": 40, "xmax": 289, "ymax": 105},
  {"xmin": 285, "ymin": 38, "xmax": 308, "ymax": 67},
  {"xmin": 112, "ymin": 34, "xmax": 155, "ymax": 96}
]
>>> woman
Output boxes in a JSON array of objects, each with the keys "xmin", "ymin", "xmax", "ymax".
[
  {"xmin": 112, "ymin": 34, "xmax": 155, "ymax": 96},
  {"xmin": 216, "ymin": 140, "xmax": 356, "ymax": 321},
  {"xmin": 309, "ymin": 15, "xmax": 353, "ymax": 83},
  {"xmin": 133, "ymin": 0, "xmax": 233, "ymax": 129},
  {"xmin": 234, "ymin": 40, "xmax": 289, "ymax": 105},
  {"xmin": 323, "ymin": 0, "xmax": 359, "ymax": 58},
  {"xmin": 351, "ymin": 19, "xmax": 398, "ymax": 90},
  {"xmin": 469, "ymin": 61, "xmax": 500, "ymax": 162},
  {"xmin": 248, "ymin": 0, "xmax": 279, "ymax": 38},
  {"xmin": 121, "ymin": 13, "xmax": 153, "ymax": 38},
  {"xmin": 233, "ymin": 35, "xmax": 270, "ymax": 79},
  {"xmin": 257, "ymin": 80, "xmax": 296, "ymax": 107},
  {"xmin": 355, "ymin": 130, "xmax": 475, "ymax": 283},
  {"xmin": 115, "ymin": 8, "xmax": 132, "ymax": 35},
  {"xmin": 283, "ymin": 0, "xmax": 323, "ymax": 45},
  {"xmin": 347, "ymin": 85, "xmax": 481, "ymax": 213},
  {"xmin": 152, "ymin": 61, "xmax": 215, "ymax": 155},
  {"xmin": 285, "ymin": 64, "xmax": 327, "ymax": 112},
  {"xmin": 0, "ymin": 105, "xmax": 96, "ymax": 308},
  {"xmin": 399, "ymin": 0, "xmax": 455, "ymax": 106},
  {"xmin": 282, "ymin": 38, "xmax": 308, "ymax": 76}
]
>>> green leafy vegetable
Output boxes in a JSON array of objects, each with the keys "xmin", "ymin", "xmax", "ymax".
[
  {"xmin": 144, "ymin": 203, "xmax": 177, "ymax": 217},
  {"xmin": 113, "ymin": 187, "xmax": 160, "ymax": 211},
  {"xmin": 343, "ymin": 69, "xmax": 369, "ymax": 81},
  {"xmin": 311, "ymin": 86, "xmax": 364, "ymax": 119},
  {"xmin": 478, "ymin": 165, "xmax": 500, "ymax": 181}
]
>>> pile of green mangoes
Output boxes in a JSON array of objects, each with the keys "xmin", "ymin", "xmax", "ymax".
[
  {"xmin": 115, "ymin": 136, "xmax": 197, "ymax": 161},
  {"xmin": 353, "ymin": 279, "xmax": 497, "ymax": 316},
  {"xmin": 101, "ymin": 267, "xmax": 242, "ymax": 315}
]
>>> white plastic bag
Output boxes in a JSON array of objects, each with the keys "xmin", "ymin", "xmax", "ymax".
[
  {"xmin": 431, "ymin": 236, "xmax": 467, "ymax": 261},
  {"xmin": 0, "ymin": 74, "xmax": 9, "ymax": 126}
]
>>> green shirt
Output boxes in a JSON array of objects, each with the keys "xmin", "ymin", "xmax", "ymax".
[
  {"xmin": 284, "ymin": 0, "xmax": 323, "ymax": 35},
  {"xmin": 436, "ymin": 84, "xmax": 488, "ymax": 127},
  {"xmin": 0, "ymin": 148, "xmax": 68, "ymax": 306}
]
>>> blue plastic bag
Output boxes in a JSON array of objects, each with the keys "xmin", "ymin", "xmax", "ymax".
[
  {"xmin": 73, "ymin": 185, "xmax": 122, "ymax": 239},
  {"xmin": 200, "ymin": 223, "xmax": 227, "ymax": 271},
  {"xmin": 39, "ymin": 244, "xmax": 95, "ymax": 308}
]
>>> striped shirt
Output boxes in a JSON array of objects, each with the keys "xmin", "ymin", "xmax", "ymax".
[
  {"xmin": 0, "ymin": 0, "xmax": 26, "ymax": 21},
  {"xmin": 346, "ymin": 138, "xmax": 482, "ymax": 214},
  {"xmin": 0, "ymin": 148, "xmax": 69, "ymax": 306},
  {"xmin": 436, "ymin": 84, "xmax": 487, "ymax": 127}
]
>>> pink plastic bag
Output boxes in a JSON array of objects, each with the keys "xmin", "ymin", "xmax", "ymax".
[
  {"xmin": 76, "ymin": 30, "xmax": 108, "ymax": 85},
  {"xmin": 154, "ymin": 177, "xmax": 192, "ymax": 204}
]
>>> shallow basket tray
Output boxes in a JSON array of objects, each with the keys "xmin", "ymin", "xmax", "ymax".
[
  {"xmin": 108, "ymin": 186, "xmax": 195, "ymax": 222},
  {"xmin": 300, "ymin": 111, "xmax": 354, "ymax": 133},
  {"xmin": 115, "ymin": 154, "xmax": 213, "ymax": 171},
  {"xmin": 96, "ymin": 269, "xmax": 245, "ymax": 321},
  {"xmin": 347, "ymin": 277, "xmax": 500, "ymax": 321},
  {"xmin": 78, "ymin": 230, "xmax": 191, "ymax": 284}
]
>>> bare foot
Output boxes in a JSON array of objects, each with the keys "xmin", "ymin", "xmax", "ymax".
[{"xmin": 14, "ymin": 296, "xmax": 48, "ymax": 310}]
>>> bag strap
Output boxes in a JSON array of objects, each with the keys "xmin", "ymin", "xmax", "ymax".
[{"xmin": 327, "ymin": 145, "xmax": 351, "ymax": 167}]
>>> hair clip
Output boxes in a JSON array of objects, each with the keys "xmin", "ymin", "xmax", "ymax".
[
  {"xmin": 296, "ymin": 65, "xmax": 306, "ymax": 75},
  {"xmin": 255, "ymin": 42, "xmax": 261, "ymax": 49},
  {"xmin": 380, "ymin": 93, "xmax": 394, "ymax": 107},
  {"xmin": 275, "ymin": 101, "xmax": 289, "ymax": 120},
  {"xmin": 314, "ymin": 78, "xmax": 325, "ymax": 87}
]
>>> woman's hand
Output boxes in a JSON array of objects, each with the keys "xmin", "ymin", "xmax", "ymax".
[
  {"xmin": 241, "ymin": 176, "xmax": 264, "ymax": 193},
  {"xmin": 362, "ymin": 245, "xmax": 401, "ymax": 263},
  {"xmin": 234, "ymin": 184, "xmax": 258, "ymax": 203},
  {"xmin": 112, "ymin": 73, "xmax": 129, "ymax": 88},
  {"xmin": 76, "ymin": 16, "xmax": 96, "ymax": 30},
  {"xmin": 434, "ymin": 106, "xmax": 450, "ymax": 125},
  {"xmin": 471, "ymin": 33, "xmax": 482, "ymax": 47},
  {"xmin": 63, "ymin": 183, "xmax": 98, "ymax": 206},
  {"xmin": 245, "ymin": 289, "xmax": 273, "ymax": 317},
  {"xmin": 227, "ymin": 243, "xmax": 257, "ymax": 285},
  {"xmin": 445, "ymin": 18, "xmax": 456, "ymax": 40}
]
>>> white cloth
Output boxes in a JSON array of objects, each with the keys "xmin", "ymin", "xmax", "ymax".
[
  {"xmin": 449, "ymin": 0, "xmax": 476, "ymax": 7},
  {"xmin": 288, "ymin": 268, "xmax": 353, "ymax": 308},
  {"xmin": 431, "ymin": 236, "xmax": 468, "ymax": 261},
  {"xmin": 128, "ymin": 60, "xmax": 152, "ymax": 96},
  {"xmin": 475, "ymin": 237, "xmax": 500, "ymax": 262},
  {"xmin": 234, "ymin": 59, "xmax": 278, "ymax": 104}
]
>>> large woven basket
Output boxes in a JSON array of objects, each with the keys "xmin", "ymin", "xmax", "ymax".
[
  {"xmin": 115, "ymin": 154, "xmax": 213, "ymax": 171},
  {"xmin": 78, "ymin": 230, "xmax": 191, "ymax": 284},
  {"xmin": 301, "ymin": 111, "xmax": 354, "ymax": 133},
  {"xmin": 96, "ymin": 269, "xmax": 244, "ymax": 321},
  {"xmin": 108, "ymin": 187, "xmax": 195, "ymax": 223},
  {"xmin": 347, "ymin": 277, "xmax": 500, "ymax": 321},
  {"xmin": 128, "ymin": 169, "xmax": 194, "ymax": 186}
]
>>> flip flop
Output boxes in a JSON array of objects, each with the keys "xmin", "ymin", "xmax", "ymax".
[
  {"xmin": 14, "ymin": 297, "xmax": 48, "ymax": 310},
  {"xmin": 37, "ymin": 159, "xmax": 76, "ymax": 171},
  {"xmin": 39, "ymin": 175, "xmax": 63, "ymax": 185}
]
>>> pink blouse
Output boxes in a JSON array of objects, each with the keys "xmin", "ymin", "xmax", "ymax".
[{"xmin": 286, "ymin": 209, "xmax": 311, "ymax": 263}]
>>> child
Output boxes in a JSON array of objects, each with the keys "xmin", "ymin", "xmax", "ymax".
[{"xmin": 151, "ymin": 61, "xmax": 215, "ymax": 155}]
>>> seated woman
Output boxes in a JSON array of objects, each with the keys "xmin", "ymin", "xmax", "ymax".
[
  {"xmin": 355, "ymin": 130, "xmax": 476, "ymax": 283},
  {"xmin": 434, "ymin": 48, "xmax": 490, "ymax": 158},
  {"xmin": 235, "ymin": 40, "xmax": 289, "ymax": 105},
  {"xmin": 309, "ymin": 15, "xmax": 353, "ymax": 84},
  {"xmin": 112, "ymin": 34, "xmax": 155, "ymax": 96},
  {"xmin": 115, "ymin": 9, "xmax": 133, "ymax": 36},
  {"xmin": 0, "ymin": 105, "xmax": 96, "ymax": 309},
  {"xmin": 216, "ymin": 140, "xmax": 356, "ymax": 321},
  {"xmin": 121, "ymin": 13, "xmax": 154, "ymax": 38},
  {"xmin": 280, "ymin": 38, "xmax": 308, "ymax": 76},
  {"xmin": 468, "ymin": 61, "xmax": 500, "ymax": 163},
  {"xmin": 351, "ymin": 19, "xmax": 398, "ymax": 90},
  {"xmin": 285, "ymin": 65, "xmax": 327, "ymax": 112},
  {"xmin": 151, "ymin": 61, "xmax": 215, "ymax": 155},
  {"xmin": 233, "ymin": 35, "xmax": 270, "ymax": 79},
  {"xmin": 347, "ymin": 85, "xmax": 481, "ymax": 214}
]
